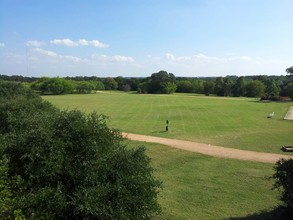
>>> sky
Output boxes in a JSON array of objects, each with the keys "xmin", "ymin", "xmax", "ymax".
[{"xmin": 0, "ymin": 0, "xmax": 292, "ymax": 77}]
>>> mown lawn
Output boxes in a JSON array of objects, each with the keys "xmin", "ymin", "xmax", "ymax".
[
  {"xmin": 43, "ymin": 92, "xmax": 293, "ymax": 154},
  {"xmin": 127, "ymin": 141, "xmax": 279, "ymax": 220}
]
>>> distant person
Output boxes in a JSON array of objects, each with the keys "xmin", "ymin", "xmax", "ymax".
[{"xmin": 166, "ymin": 119, "xmax": 169, "ymax": 131}]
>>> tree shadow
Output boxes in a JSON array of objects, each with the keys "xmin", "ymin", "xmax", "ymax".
[{"xmin": 225, "ymin": 206, "xmax": 292, "ymax": 220}]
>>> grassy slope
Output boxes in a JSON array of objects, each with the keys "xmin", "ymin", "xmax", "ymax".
[
  {"xmin": 127, "ymin": 141, "xmax": 279, "ymax": 220},
  {"xmin": 43, "ymin": 92, "xmax": 293, "ymax": 154}
]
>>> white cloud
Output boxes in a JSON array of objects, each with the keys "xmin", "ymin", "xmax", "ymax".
[
  {"xmin": 26, "ymin": 40, "xmax": 46, "ymax": 47},
  {"xmin": 33, "ymin": 48, "xmax": 58, "ymax": 57},
  {"xmin": 50, "ymin": 38, "xmax": 108, "ymax": 48},
  {"xmin": 0, "ymin": 43, "xmax": 5, "ymax": 47},
  {"xmin": 31, "ymin": 48, "xmax": 88, "ymax": 64},
  {"xmin": 163, "ymin": 53, "xmax": 255, "ymax": 64},
  {"xmin": 92, "ymin": 54, "xmax": 134, "ymax": 62},
  {"xmin": 165, "ymin": 53, "xmax": 175, "ymax": 61},
  {"xmin": 90, "ymin": 40, "xmax": 108, "ymax": 48}
]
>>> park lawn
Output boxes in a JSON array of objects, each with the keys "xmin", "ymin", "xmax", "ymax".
[
  {"xmin": 43, "ymin": 92, "xmax": 293, "ymax": 154},
  {"xmin": 127, "ymin": 141, "xmax": 280, "ymax": 220}
]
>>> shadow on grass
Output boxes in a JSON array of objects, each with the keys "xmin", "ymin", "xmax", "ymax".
[
  {"xmin": 226, "ymin": 206, "xmax": 292, "ymax": 220},
  {"xmin": 151, "ymin": 130, "xmax": 167, "ymax": 134}
]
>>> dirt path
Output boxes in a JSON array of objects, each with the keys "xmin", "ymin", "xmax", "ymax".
[{"xmin": 122, "ymin": 133, "xmax": 292, "ymax": 164}]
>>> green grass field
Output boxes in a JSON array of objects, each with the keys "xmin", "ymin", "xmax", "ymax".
[
  {"xmin": 128, "ymin": 141, "xmax": 279, "ymax": 219},
  {"xmin": 43, "ymin": 92, "xmax": 293, "ymax": 154},
  {"xmin": 42, "ymin": 92, "xmax": 291, "ymax": 219}
]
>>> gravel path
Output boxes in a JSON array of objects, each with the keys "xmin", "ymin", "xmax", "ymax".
[
  {"xmin": 122, "ymin": 133, "xmax": 292, "ymax": 164},
  {"xmin": 284, "ymin": 106, "xmax": 293, "ymax": 120}
]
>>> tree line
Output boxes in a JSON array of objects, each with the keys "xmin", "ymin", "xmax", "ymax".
[{"xmin": 1, "ymin": 67, "xmax": 292, "ymax": 100}]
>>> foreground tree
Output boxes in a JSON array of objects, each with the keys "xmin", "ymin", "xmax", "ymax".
[
  {"xmin": 0, "ymin": 81, "xmax": 161, "ymax": 219},
  {"xmin": 273, "ymin": 158, "xmax": 293, "ymax": 217}
]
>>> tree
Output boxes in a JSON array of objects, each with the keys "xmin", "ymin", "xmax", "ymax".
[
  {"xmin": 193, "ymin": 80, "xmax": 204, "ymax": 94},
  {"xmin": 266, "ymin": 80, "xmax": 280, "ymax": 98},
  {"xmin": 177, "ymin": 80, "xmax": 193, "ymax": 93},
  {"xmin": 203, "ymin": 81, "xmax": 215, "ymax": 96},
  {"xmin": 232, "ymin": 77, "xmax": 245, "ymax": 97},
  {"xmin": 147, "ymin": 70, "xmax": 177, "ymax": 94},
  {"xmin": 74, "ymin": 81, "xmax": 95, "ymax": 94},
  {"xmin": 273, "ymin": 159, "xmax": 293, "ymax": 214},
  {"xmin": 214, "ymin": 77, "xmax": 225, "ymax": 96},
  {"xmin": 103, "ymin": 77, "xmax": 118, "ymax": 90},
  {"xmin": 31, "ymin": 77, "xmax": 74, "ymax": 95},
  {"xmin": 223, "ymin": 78, "xmax": 233, "ymax": 96},
  {"xmin": 0, "ymin": 84, "xmax": 162, "ymax": 219},
  {"xmin": 284, "ymin": 82, "xmax": 293, "ymax": 100},
  {"xmin": 286, "ymin": 66, "xmax": 293, "ymax": 75},
  {"xmin": 245, "ymin": 80, "xmax": 266, "ymax": 98}
]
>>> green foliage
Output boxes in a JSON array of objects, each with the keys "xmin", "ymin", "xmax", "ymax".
[
  {"xmin": 141, "ymin": 70, "xmax": 177, "ymax": 94},
  {"xmin": 203, "ymin": 81, "xmax": 215, "ymax": 96},
  {"xmin": 232, "ymin": 76, "xmax": 246, "ymax": 97},
  {"xmin": 74, "ymin": 81, "xmax": 95, "ymax": 93},
  {"xmin": 1, "ymin": 92, "xmax": 161, "ymax": 219},
  {"xmin": 245, "ymin": 80, "xmax": 266, "ymax": 97},
  {"xmin": 0, "ymin": 156, "xmax": 25, "ymax": 220},
  {"xmin": 103, "ymin": 77, "xmax": 118, "ymax": 90},
  {"xmin": 176, "ymin": 80, "xmax": 194, "ymax": 93},
  {"xmin": 0, "ymin": 80, "xmax": 37, "ymax": 99},
  {"xmin": 31, "ymin": 77, "xmax": 74, "ymax": 95},
  {"xmin": 284, "ymin": 82, "xmax": 293, "ymax": 100},
  {"xmin": 273, "ymin": 158, "xmax": 293, "ymax": 210},
  {"xmin": 161, "ymin": 82, "xmax": 177, "ymax": 94}
]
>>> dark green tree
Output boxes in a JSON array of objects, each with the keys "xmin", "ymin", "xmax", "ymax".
[
  {"xmin": 214, "ymin": 77, "xmax": 225, "ymax": 96},
  {"xmin": 266, "ymin": 80, "xmax": 280, "ymax": 97},
  {"xmin": 177, "ymin": 80, "xmax": 194, "ymax": 93},
  {"xmin": 273, "ymin": 158, "xmax": 293, "ymax": 214},
  {"xmin": 103, "ymin": 77, "xmax": 118, "ymax": 90},
  {"xmin": 203, "ymin": 81, "xmax": 215, "ymax": 96},
  {"xmin": 0, "ymin": 82, "xmax": 162, "ymax": 219},
  {"xmin": 232, "ymin": 77, "xmax": 245, "ymax": 97},
  {"xmin": 245, "ymin": 80, "xmax": 266, "ymax": 98},
  {"xmin": 284, "ymin": 82, "xmax": 293, "ymax": 100},
  {"xmin": 146, "ymin": 71, "xmax": 177, "ymax": 94}
]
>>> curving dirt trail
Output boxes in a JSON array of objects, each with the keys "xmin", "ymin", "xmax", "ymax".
[{"xmin": 122, "ymin": 133, "xmax": 292, "ymax": 164}]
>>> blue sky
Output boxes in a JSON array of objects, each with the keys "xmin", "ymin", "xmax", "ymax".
[{"xmin": 0, "ymin": 0, "xmax": 292, "ymax": 77}]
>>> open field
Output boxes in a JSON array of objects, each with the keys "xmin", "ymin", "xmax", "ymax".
[
  {"xmin": 43, "ymin": 92, "xmax": 293, "ymax": 154},
  {"xmin": 127, "ymin": 141, "xmax": 279, "ymax": 219},
  {"xmin": 43, "ymin": 93, "xmax": 290, "ymax": 219}
]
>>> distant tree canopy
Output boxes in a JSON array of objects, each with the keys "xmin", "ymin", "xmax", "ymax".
[
  {"xmin": 138, "ymin": 70, "xmax": 177, "ymax": 94},
  {"xmin": 0, "ymin": 81, "xmax": 162, "ymax": 219},
  {"xmin": 0, "ymin": 73, "xmax": 292, "ymax": 99}
]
